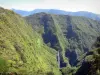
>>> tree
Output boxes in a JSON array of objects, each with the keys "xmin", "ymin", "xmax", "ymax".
[{"xmin": 0, "ymin": 57, "xmax": 8, "ymax": 74}]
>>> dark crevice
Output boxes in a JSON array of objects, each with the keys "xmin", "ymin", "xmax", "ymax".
[
  {"xmin": 83, "ymin": 47, "xmax": 89, "ymax": 53},
  {"xmin": 57, "ymin": 51, "xmax": 67, "ymax": 68},
  {"xmin": 75, "ymin": 62, "xmax": 92, "ymax": 75},
  {"xmin": 41, "ymin": 14, "xmax": 66, "ymax": 68},
  {"xmin": 66, "ymin": 16, "xmax": 78, "ymax": 39},
  {"xmin": 41, "ymin": 14, "xmax": 59, "ymax": 50},
  {"xmin": 65, "ymin": 49, "xmax": 78, "ymax": 66}
]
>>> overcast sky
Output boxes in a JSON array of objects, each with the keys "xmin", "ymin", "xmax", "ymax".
[{"xmin": 0, "ymin": 0, "xmax": 100, "ymax": 14}]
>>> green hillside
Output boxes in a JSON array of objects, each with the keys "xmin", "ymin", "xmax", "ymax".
[
  {"xmin": 0, "ymin": 7, "xmax": 61, "ymax": 75},
  {"xmin": 0, "ymin": 6, "xmax": 100, "ymax": 75},
  {"xmin": 75, "ymin": 36, "xmax": 100, "ymax": 75},
  {"xmin": 25, "ymin": 13, "xmax": 100, "ymax": 68}
]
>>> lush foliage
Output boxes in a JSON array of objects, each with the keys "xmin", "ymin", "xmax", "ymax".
[
  {"xmin": 0, "ymin": 57, "xmax": 8, "ymax": 73},
  {"xmin": 26, "ymin": 13, "xmax": 100, "ymax": 67},
  {"xmin": 0, "ymin": 7, "xmax": 61, "ymax": 75},
  {"xmin": 0, "ymin": 7, "xmax": 100, "ymax": 75},
  {"xmin": 75, "ymin": 37, "xmax": 100, "ymax": 75}
]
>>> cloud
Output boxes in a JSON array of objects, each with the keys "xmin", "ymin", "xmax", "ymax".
[{"xmin": 0, "ymin": 0, "xmax": 100, "ymax": 14}]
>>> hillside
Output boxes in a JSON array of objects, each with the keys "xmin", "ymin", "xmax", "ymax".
[
  {"xmin": 12, "ymin": 9, "xmax": 100, "ymax": 21},
  {"xmin": 0, "ymin": 7, "xmax": 100, "ymax": 75},
  {"xmin": 0, "ymin": 7, "xmax": 61, "ymax": 75},
  {"xmin": 25, "ymin": 13, "xmax": 100, "ymax": 68},
  {"xmin": 75, "ymin": 36, "xmax": 100, "ymax": 75}
]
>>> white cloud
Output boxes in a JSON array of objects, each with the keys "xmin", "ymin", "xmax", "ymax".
[{"xmin": 0, "ymin": 0, "xmax": 100, "ymax": 14}]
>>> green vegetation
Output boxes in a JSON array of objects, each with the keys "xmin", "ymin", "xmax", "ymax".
[
  {"xmin": 0, "ymin": 7, "xmax": 100, "ymax": 75},
  {"xmin": 26, "ymin": 13, "xmax": 100, "ymax": 67},
  {"xmin": 60, "ymin": 67, "xmax": 77, "ymax": 75},
  {"xmin": 75, "ymin": 36, "xmax": 100, "ymax": 75},
  {"xmin": 0, "ymin": 57, "xmax": 8, "ymax": 73},
  {"xmin": 0, "ymin": 7, "xmax": 61, "ymax": 75},
  {"xmin": 75, "ymin": 48, "xmax": 100, "ymax": 75}
]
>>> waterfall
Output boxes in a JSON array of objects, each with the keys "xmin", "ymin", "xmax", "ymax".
[
  {"xmin": 57, "ymin": 51, "xmax": 60, "ymax": 68},
  {"xmin": 57, "ymin": 51, "xmax": 67, "ymax": 68}
]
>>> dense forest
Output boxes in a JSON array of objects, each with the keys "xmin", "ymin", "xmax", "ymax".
[{"xmin": 0, "ymin": 7, "xmax": 100, "ymax": 75}]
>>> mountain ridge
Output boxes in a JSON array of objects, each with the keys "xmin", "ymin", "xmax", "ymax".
[{"xmin": 12, "ymin": 9, "xmax": 100, "ymax": 21}]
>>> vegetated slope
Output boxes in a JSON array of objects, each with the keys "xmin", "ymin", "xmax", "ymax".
[
  {"xmin": 13, "ymin": 9, "xmax": 100, "ymax": 21},
  {"xmin": 0, "ymin": 7, "xmax": 61, "ymax": 75},
  {"xmin": 75, "ymin": 36, "xmax": 100, "ymax": 75},
  {"xmin": 25, "ymin": 13, "xmax": 100, "ymax": 67}
]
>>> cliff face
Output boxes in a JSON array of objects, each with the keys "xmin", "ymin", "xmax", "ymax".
[
  {"xmin": 0, "ymin": 7, "xmax": 61, "ymax": 75},
  {"xmin": 26, "ymin": 13, "xmax": 100, "ymax": 67}
]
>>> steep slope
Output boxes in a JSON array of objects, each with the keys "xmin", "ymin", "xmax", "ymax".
[
  {"xmin": 75, "ymin": 36, "xmax": 100, "ymax": 75},
  {"xmin": 0, "ymin": 7, "xmax": 61, "ymax": 75},
  {"xmin": 13, "ymin": 9, "xmax": 100, "ymax": 21},
  {"xmin": 25, "ymin": 13, "xmax": 100, "ymax": 67},
  {"xmin": 25, "ymin": 13, "xmax": 69, "ymax": 68}
]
